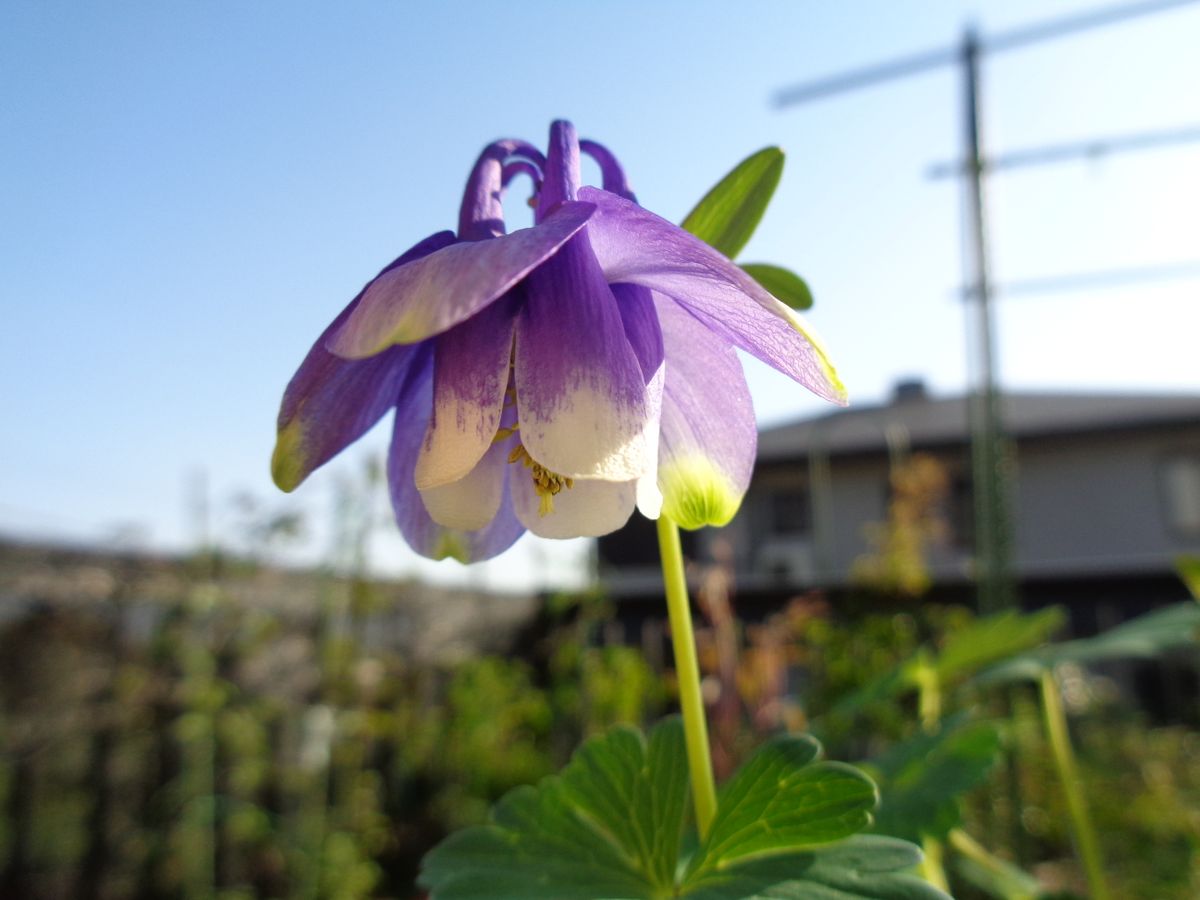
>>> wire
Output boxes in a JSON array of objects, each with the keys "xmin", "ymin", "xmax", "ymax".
[
  {"xmin": 964, "ymin": 261, "xmax": 1200, "ymax": 298},
  {"xmin": 774, "ymin": 0, "xmax": 1200, "ymax": 107},
  {"xmin": 928, "ymin": 124, "xmax": 1200, "ymax": 178}
]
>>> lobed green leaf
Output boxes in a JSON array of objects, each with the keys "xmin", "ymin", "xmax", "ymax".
[
  {"xmin": 681, "ymin": 837, "xmax": 949, "ymax": 899},
  {"xmin": 420, "ymin": 719, "xmax": 686, "ymax": 899},
  {"xmin": 421, "ymin": 719, "xmax": 947, "ymax": 900},
  {"xmin": 687, "ymin": 735, "xmax": 876, "ymax": 882}
]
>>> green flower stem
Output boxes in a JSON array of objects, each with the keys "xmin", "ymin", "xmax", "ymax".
[
  {"xmin": 948, "ymin": 828, "xmax": 1039, "ymax": 900},
  {"xmin": 656, "ymin": 514, "xmax": 718, "ymax": 839},
  {"xmin": 1038, "ymin": 668, "xmax": 1110, "ymax": 900},
  {"xmin": 913, "ymin": 653, "xmax": 951, "ymax": 892},
  {"xmin": 920, "ymin": 835, "xmax": 950, "ymax": 894},
  {"xmin": 913, "ymin": 651, "xmax": 941, "ymax": 734}
]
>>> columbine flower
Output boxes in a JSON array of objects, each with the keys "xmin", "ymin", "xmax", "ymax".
[{"xmin": 272, "ymin": 121, "xmax": 845, "ymax": 563}]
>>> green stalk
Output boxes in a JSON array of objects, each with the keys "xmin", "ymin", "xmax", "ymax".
[
  {"xmin": 656, "ymin": 515, "xmax": 718, "ymax": 839},
  {"xmin": 913, "ymin": 652, "xmax": 951, "ymax": 892},
  {"xmin": 920, "ymin": 835, "xmax": 950, "ymax": 894},
  {"xmin": 948, "ymin": 828, "xmax": 1039, "ymax": 900},
  {"xmin": 913, "ymin": 650, "xmax": 941, "ymax": 734},
  {"xmin": 1038, "ymin": 669, "xmax": 1110, "ymax": 900}
]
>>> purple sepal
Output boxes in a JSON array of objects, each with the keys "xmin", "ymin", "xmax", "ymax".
[
  {"xmin": 271, "ymin": 231, "xmax": 456, "ymax": 492},
  {"xmin": 514, "ymin": 232, "xmax": 650, "ymax": 481},
  {"xmin": 388, "ymin": 358, "xmax": 524, "ymax": 562},
  {"xmin": 329, "ymin": 200, "xmax": 595, "ymax": 358},
  {"xmin": 656, "ymin": 294, "xmax": 756, "ymax": 502},
  {"xmin": 579, "ymin": 186, "xmax": 846, "ymax": 405}
]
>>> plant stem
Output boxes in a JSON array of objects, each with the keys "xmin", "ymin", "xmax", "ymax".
[
  {"xmin": 914, "ymin": 650, "xmax": 942, "ymax": 734},
  {"xmin": 656, "ymin": 515, "xmax": 718, "ymax": 839},
  {"xmin": 920, "ymin": 835, "xmax": 950, "ymax": 894},
  {"xmin": 948, "ymin": 828, "xmax": 1039, "ymax": 900},
  {"xmin": 912, "ymin": 653, "xmax": 951, "ymax": 892},
  {"xmin": 1038, "ymin": 668, "xmax": 1110, "ymax": 900}
]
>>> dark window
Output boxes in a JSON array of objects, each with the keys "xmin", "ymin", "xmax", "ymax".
[
  {"xmin": 1161, "ymin": 454, "xmax": 1200, "ymax": 537},
  {"xmin": 768, "ymin": 487, "xmax": 811, "ymax": 537},
  {"xmin": 948, "ymin": 474, "xmax": 975, "ymax": 549}
]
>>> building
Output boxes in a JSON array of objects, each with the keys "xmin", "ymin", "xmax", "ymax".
[{"xmin": 599, "ymin": 382, "xmax": 1200, "ymax": 629}]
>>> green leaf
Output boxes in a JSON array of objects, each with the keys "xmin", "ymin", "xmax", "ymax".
[
  {"xmin": 686, "ymin": 734, "xmax": 876, "ymax": 883},
  {"xmin": 681, "ymin": 147, "xmax": 784, "ymax": 259},
  {"xmin": 820, "ymin": 662, "xmax": 917, "ymax": 728},
  {"xmin": 934, "ymin": 607, "xmax": 1065, "ymax": 684},
  {"xmin": 1177, "ymin": 554, "xmax": 1200, "ymax": 599},
  {"xmin": 681, "ymin": 836, "xmax": 950, "ymax": 900},
  {"xmin": 868, "ymin": 717, "xmax": 1004, "ymax": 842},
  {"xmin": 977, "ymin": 602, "xmax": 1200, "ymax": 686},
  {"xmin": 952, "ymin": 845, "xmax": 1042, "ymax": 900},
  {"xmin": 420, "ymin": 718, "xmax": 687, "ymax": 899},
  {"xmin": 819, "ymin": 609, "xmax": 1064, "ymax": 730},
  {"xmin": 422, "ymin": 719, "xmax": 945, "ymax": 900},
  {"xmin": 740, "ymin": 263, "xmax": 814, "ymax": 310}
]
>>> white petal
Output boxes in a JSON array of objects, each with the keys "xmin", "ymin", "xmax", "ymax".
[
  {"xmin": 419, "ymin": 438, "xmax": 507, "ymax": 530},
  {"xmin": 511, "ymin": 469, "xmax": 637, "ymax": 538}
]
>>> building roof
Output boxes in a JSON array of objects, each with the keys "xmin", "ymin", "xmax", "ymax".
[{"xmin": 758, "ymin": 384, "xmax": 1200, "ymax": 461}]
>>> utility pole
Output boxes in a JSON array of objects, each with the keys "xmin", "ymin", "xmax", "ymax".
[
  {"xmin": 961, "ymin": 27, "xmax": 1013, "ymax": 613},
  {"xmin": 774, "ymin": 0, "xmax": 1200, "ymax": 613}
]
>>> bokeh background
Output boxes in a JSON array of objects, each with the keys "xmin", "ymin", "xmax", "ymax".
[{"xmin": 2, "ymin": 2, "xmax": 1199, "ymax": 898}]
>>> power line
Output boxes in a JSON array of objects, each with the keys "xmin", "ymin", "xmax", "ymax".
[
  {"xmin": 985, "ymin": 0, "xmax": 1198, "ymax": 52},
  {"xmin": 929, "ymin": 123, "xmax": 1200, "ymax": 178},
  {"xmin": 773, "ymin": 46, "xmax": 956, "ymax": 107},
  {"xmin": 984, "ymin": 261, "xmax": 1200, "ymax": 297},
  {"xmin": 774, "ymin": 0, "xmax": 1200, "ymax": 107}
]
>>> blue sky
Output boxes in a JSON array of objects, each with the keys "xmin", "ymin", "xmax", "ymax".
[{"xmin": 3, "ymin": 1, "xmax": 1198, "ymax": 587}]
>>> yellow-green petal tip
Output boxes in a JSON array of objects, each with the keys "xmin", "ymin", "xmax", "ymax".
[
  {"xmin": 271, "ymin": 421, "xmax": 307, "ymax": 493},
  {"xmin": 659, "ymin": 456, "xmax": 743, "ymax": 530}
]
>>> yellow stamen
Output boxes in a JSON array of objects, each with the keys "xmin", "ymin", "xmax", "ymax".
[
  {"xmin": 493, "ymin": 424, "xmax": 519, "ymax": 443},
  {"xmin": 527, "ymin": 459, "xmax": 573, "ymax": 516},
  {"xmin": 492, "ymin": 379, "xmax": 574, "ymax": 516}
]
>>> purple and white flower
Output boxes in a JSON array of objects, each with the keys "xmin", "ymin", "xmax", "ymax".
[{"xmin": 272, "ymin": 121, "xmax": 845, "ymax": 562}]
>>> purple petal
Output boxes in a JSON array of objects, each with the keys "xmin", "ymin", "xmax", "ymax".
[
  {"xmin": 458, "ymin": 139, "xmax": 546, "ymax": 240},
  {"xmin": 612, "ymin": 283, "xmax": 664, "ymax": 384},
  {"xmin": 272, "ymin": 231, "xmax": 456, "ymax": 492},
  {"xmin": 579, "ymin": 186, "xmax": 847, "ymax": 405},
  {"xmin": 329, "ymin": 201, "xmax": 595, "ymax": 358},
  {"xmin": 511, "ymin": 470, "xmax": 637, "ymax": 539},
  {"xmin": 415, "ymin": 293, "xmax": 519, "ymax": 490},
  {"xmin": 535, "ymin": 120, "xmax": 581, "ymax": 223},
  {"xmin": 580, "ymin": 138, "xmax": 637, "ymax": 202},
  {"xmin": 613, "ymin": 283, "xmax": 665, "ymax": 517},
  {"xmin": 655, "ymin": 295, "xmax": 757, "ymax": 529},
  {"xmin": 388, "ymin": 359, "xmax": 524, "ymax": 562},
  {"xmin": 514, "ymin": 233, "xmax": 650, "ymax": 481}
]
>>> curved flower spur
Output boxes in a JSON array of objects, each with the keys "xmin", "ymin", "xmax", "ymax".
[{"xmin": 272, "ymin": 120, "xmax": 846, "ymax": 563}]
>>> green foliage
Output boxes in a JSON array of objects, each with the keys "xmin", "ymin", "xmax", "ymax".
[
  {"xmin": 4, "ymin": 529, "xmax": 1199, "ymax": 900},
  {"xmin": 680, "ymin": 838, "xmax": 946, "ymax": 900},
  {"xmin": 1177, "ymin": 555, "xmax": 1200, "ymax": 599},
  {"xmin": 682, "ymin": 147, "xmax": 784, "ymax": 259},
  {"xmin": 739, "ymin": 263, "xmax": 814, "ymax": 310},
  {"xmin": 823, "ymin": 607, "xmax": 1065, "ymax": 728},
  {"xmin": 868, "ymin": 717, "xmax": 1004, "ymax": 842},
  {"xmin": 979, "ymin": 602, "xmax": 1200, "ymax": 686},
  {"xmin": 935, "ymin": 607, "xmax": 1066, "ymax": 684},
  {"xmin": 421, "ymin": 718, "xmax": 945, "ymax": 900}
]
